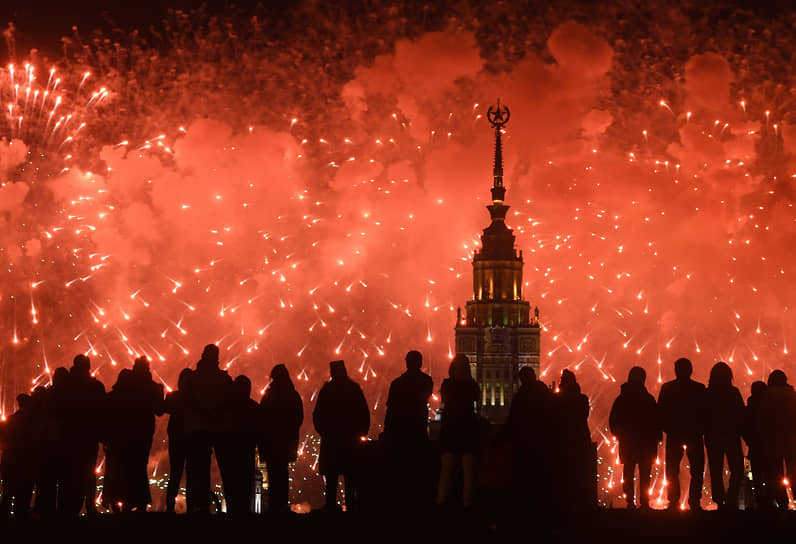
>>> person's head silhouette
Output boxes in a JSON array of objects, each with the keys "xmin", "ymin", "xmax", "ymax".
[
  {"xmin": 519, "ymin": 366, "xmax": 536, "ymax": 386},
  {"xmin": 330, "ymin": 360, "xmax": 347, "ymax": 380},
  {"xmin": 768, "ymin": 369, "xmax": 787, "ymax": 387},
  {"xmin": 750, "ymin": 380, "xmax": 767, "ymax": 397},
  {"xmin": 560, "ymin": 369, "xmax": 580, "ymax": 393},
  {"xmin": 270, "ymin": 363, "xmax": 294, "ymax": 389},
  {"xmin": 52, "ymin": 366, "xmax": 69, "ymax": 387},
  {"xmin": 708, "ymin": 361, "xmax": 733, "ymax": 387},
  {"xmin": 448, "ymin": 355, "xmax": 471, "ymax": 381},
  {"xmin": 234, "ymin": 375, "xmax": 252, "ymax": 399},
  {"xmin": 627, "ymin": 366, "xmax": 646, "ymax": 386},
  {"xmin": 72, "ymin": 354, "xmax": 91, "ymax": 378},
  {"xmin": 133, "ymin": 356, "xmax": 150, "ymax": 374},
  {"xmin": 201, "ymin": 344, "xmax": 220, "ymax": 365},
  {"xmin": 405, "ymin": 350, "xmax": 422, "ymax": 371},
  {"xmin": 674, "ymin": 357, "xmax": 692, "ymax": 380}
]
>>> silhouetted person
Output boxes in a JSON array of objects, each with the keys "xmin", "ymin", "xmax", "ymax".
[
  {"xmin": 609, "ymin": 366, "xmax": 660, "ymax": 510},
  {"xmin": 35, "ymin": 367, "xmax": 70, "ymax": 516},
  {"xmin": 103, "ymin": 357, "xmax": 164, "ymax": 512},
  {"xmin": 183, "ymin": 344, "xmax": 234, "ymax": 514},
  {"xmin": 657, "ymin": 357, "xmax": 706, "ymax": 511},
  {"xmin": 704, "ymin": 362, "xmax": 744, "ymax": 510},
  {"xmin": 504, "ymin": 366, "xmax": 553, "ymax": 511},
  {"xmin": 555, "ymin": 369, "xmax": 596, "ymax": 511},
  {"xmin": 437, "ymin": 354, "xmax": 480, "ymax": 509},
  {"xmin": 60, "ymin": 354, "xmax": 106, "ymax": 517},
  {"xmin": 164, "ymin": 368, "xmax": 193, "ymax": 513},
  {"xmin": 218, "ymin": 375, "xmax": 260, "ymax": 515},
  {"xmin": 1, "ymin": 394, "xmax": 37, "ymax": 517},
  {"xmin": 313, "ymin": 360, "xmax": 370, "ymax": 512},
  {"xmin": 382, "ymin": 350, "xmax": 434, "ymax": 510},
  {"xmin": 756, "ymin": 370, "xmax": 796, "ymax": 510},
  {"xmin": 744, "ymin": 380, "xmax": 767, "ymax": 508},
  {"xmin": 260, "ymin": 364, "xmax": 303, "ymax": 514}
]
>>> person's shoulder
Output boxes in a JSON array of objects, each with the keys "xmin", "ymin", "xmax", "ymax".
[{"xmin": 659, "ymin": 379, "xmax": 676, "ymax": 392}]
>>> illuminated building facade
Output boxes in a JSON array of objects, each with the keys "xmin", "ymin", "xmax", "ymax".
[{"xmin": 454, "ymin": 102, "xmax": 540, "ymax": 423}]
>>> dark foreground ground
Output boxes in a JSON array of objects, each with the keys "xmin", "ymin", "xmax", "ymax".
[{"xmin": 2, "ymin": 509, "xmax": 795, "ymax": 543}]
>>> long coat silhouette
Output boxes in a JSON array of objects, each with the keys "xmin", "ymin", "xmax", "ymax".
[
  {"xmin": 382, "ymin": 351, "xmax": 434, "ymax": 510},
  {"xmin": 609, "ymin": 366, "xmax": 660, "ymax": 509},
  {"xmin": 60, "ymin": 355, "xmax": 106, "ymax": 516},
  {"xmin": 657, "ymin": 358, "xmax": 706, "ymax": 510},
  {"xmin": 260, "ymin": 364, "xmax": 303, "ymax": 513},
  {"xmin": 704, "ymin": 362, "xmax": 744, "ymax": 510},
  {"xmin": 313, "ymin": 360, "xmax": 369, "ymax": 510},
  {"xmin": 755, "ymin": 370, "xmax": 796, "ymax": 509},
  {"xmin": 504, "ymin": 366, "xmax": 553, "ymax": 510},
  {"xmin": 555, "ymin": 369, "xmax": 596, "ymax": 511}
]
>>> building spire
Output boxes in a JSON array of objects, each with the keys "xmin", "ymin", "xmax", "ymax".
[{"xmin": 487, "ymin": 99, "xmax": 510, "ymax": 204}]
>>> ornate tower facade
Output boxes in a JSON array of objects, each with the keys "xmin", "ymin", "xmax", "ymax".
[{"xmin": 454, "ymin": 102, "xmax": 541, "ymax": 423}]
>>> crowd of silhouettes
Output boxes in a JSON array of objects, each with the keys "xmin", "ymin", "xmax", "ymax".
[
  {"xmin": 611, "ymin": 357, "xmax": 796, "ymax": 511},
  {"xmin": 0, "ymin": 346, "xmax": 794, "ymax": 519}
]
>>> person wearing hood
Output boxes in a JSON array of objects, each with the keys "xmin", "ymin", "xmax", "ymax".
[
  {"xmin": 609, "ymin": 366, "xmax": 660, "ymax": 509},
  {"xmin": 704, "ymin": 362, "xmax": 745, "ymax": 510}
]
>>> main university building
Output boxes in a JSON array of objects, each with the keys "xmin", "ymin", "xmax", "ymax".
[{"xmin": 454, "ymin": 103, "xmax": 541, "ymax": 423}]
